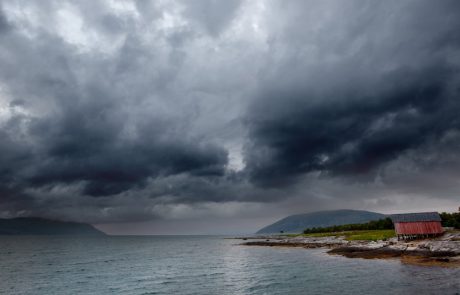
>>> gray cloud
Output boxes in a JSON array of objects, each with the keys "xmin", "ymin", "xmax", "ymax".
[
  {"xmin": 0, "ymin": 0, "xmax": 459, "ymax": 230},
  {"xmin": 180, "ymin": 0, "xmax": 242, "ymax": 37},
  {"xmin": 0, "ymin": 12, "xmax": 8, "ymax": 34}
]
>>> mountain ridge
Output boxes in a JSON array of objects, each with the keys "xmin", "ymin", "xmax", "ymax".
[
  {"xmin": 257, "ymin": 209, "xmax": 386, "ymax": 234},
  {"xmin": 0, "ymin": 217, "xmax": 106, "ymax": 235}
]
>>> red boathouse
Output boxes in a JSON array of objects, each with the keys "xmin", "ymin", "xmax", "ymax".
[{"xmin": 390, "ymin": 212, "xmax": 443, "ymax": 240}]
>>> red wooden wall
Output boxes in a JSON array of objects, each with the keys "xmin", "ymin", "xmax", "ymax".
[{"xmin": 394, "ymin": 221, "xmax": 443, "ymax": 235}]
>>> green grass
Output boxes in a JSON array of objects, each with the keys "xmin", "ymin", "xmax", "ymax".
[
  {"xmin": 344, "ymin": 230, "xmax": 396, "ymax": 241},
  {"xmin": 286, "ymin": 229, "xmax": 396, "ymax": 241}
]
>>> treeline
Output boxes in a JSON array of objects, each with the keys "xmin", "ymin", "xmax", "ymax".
[
  {"xmin": 303, "ymin": 218, "xmax": 394, "ymax": 234},
  {"xmin": 440, "ymin": 212, "xmax": 460, "ymax": 229},
  {"xmin": 302, "ymin": 213, "xmax": 460, "ymax": 234}
]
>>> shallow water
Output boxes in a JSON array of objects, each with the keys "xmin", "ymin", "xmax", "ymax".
[{"xmin": 0, "ymin": 236, "xmax": 459, "ymax": 294}]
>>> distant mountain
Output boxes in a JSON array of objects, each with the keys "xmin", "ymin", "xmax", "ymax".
[
  {"xmin": 256, "ymin": 210, "xmax": 386, "ymax": 234},
  {"xmin": 0, "ymin": 217, "xmax": 105, "ymax": 235}
]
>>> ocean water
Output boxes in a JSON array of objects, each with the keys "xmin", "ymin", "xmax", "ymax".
[{"xmin": 0, "ymin": 236, "xmax": 459, "ymax": 295}]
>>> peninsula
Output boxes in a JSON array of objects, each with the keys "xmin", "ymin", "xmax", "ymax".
[{"xmin": 241, "ymin": 211, "xmax": 460, "ymax": 267}]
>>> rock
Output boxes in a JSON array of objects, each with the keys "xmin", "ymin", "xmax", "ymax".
[
  {"xmin": 364, "ymin": 242, "xmax": 386, "ymax": 249},
  {"xmin": 388, "ymin": 244, "xmax": 408, "ymax": 251},
  {"xmin": 388, "ymin": 237, "xmax": 398, "ymax": 243}
]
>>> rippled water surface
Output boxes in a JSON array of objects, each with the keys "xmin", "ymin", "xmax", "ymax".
[{"xmin": 0, "ymin": 236, "xmax": 459, "ymax": 294}]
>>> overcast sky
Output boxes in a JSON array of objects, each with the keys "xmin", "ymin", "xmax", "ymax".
[{"xmin": 0, "ymin": 0, "xmax": 459, "ymax": 234}]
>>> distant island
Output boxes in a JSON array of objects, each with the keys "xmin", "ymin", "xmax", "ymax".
[
  {"xmin": 257, "ymin": 209, "xmax": 385, "ymax": 234},
  {"xmin": 0, "ymin": 217, "xmax": 105, "ymax": 236}
]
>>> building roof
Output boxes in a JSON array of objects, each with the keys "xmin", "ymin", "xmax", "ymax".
[{"xmin": 390, "ymin": 212, "xmax": 441, "ymax": 223}]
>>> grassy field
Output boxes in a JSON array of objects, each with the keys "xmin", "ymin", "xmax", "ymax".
[{"xmin": 287, "ymin": 229, "xmax": 396, "ymax": 241}]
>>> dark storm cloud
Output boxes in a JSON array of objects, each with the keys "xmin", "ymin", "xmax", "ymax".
[
  {"xmin": 0, "ymin": 0, "xmax": 229, "ymax": 203},
  {"xmin": 245, "ymin": 0, "xmax": 460, "ymax": 187},
  {"xmin": 0, "ymin": 66, "xmax": 228, "ymax": 197},
  {"xmin": 27, "ymin": 116, "xmax": 228, "ymax": 197},
  {"xmin": 246, "ymin": 65, "xmax": 460, "ymax": 186},
  {"xmin": 0, "ymin": 0, "xmax": 460, "ymax": 225},
  {"xmin": 0, "ymin": 110, "xmax": 227, "ymax": 196}
]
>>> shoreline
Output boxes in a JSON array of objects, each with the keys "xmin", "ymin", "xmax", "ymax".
[{"xmin": 238, "ymin": 231, "xmax": 460, "ymax": 267}]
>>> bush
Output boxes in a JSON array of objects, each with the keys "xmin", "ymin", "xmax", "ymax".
[{"xmin": 440, "ymin": 212, "xmax": 460, "ymax": 229}]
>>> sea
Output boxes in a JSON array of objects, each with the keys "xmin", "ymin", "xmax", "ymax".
[{"xmin": 0, "ymin": 236, "xmax": 459, "ymax": 295}]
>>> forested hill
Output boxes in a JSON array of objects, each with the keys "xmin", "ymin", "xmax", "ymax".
[
  {"xmin": 257, "ymin": 210, "xmax": 385, "ymax": 234},
  {"xmin": 0, "ymin": 217, "xmax": 105, "ymax": 235}
]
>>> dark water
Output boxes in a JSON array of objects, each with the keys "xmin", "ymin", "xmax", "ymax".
[{"xmin": 0, "ymin": 236, "xmax": 459, "ymax": 295}]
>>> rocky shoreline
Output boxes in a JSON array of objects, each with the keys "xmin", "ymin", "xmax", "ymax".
[{"xmin": 239, "ymin": 231, "xmax": 460, "ymax": 267}]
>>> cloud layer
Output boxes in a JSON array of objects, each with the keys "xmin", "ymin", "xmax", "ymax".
[{"xmin": 0, "ymin": 0, "xmax": 459, "ymax": 230}]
